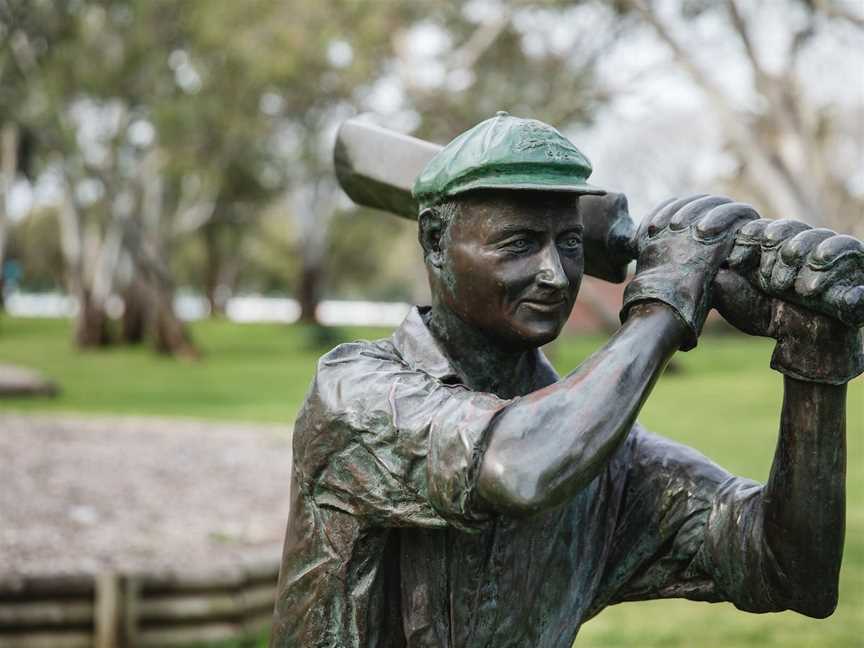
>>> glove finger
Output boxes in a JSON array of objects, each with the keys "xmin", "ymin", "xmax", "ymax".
[
  {"xmin": 808, "ymin": 234, "xmax": 864, "ymax": 272},
  {"xmin": 668, "ymin": 195, "xmax": 732, "ymax": 231},
  {"xmin": 726, "ymin": 218, "xmax": 772, "ymax": 272},
  {"xmin": 823, "ymin": 284, "xmax": 864, "ymax": 328},
  {"xmin": 770, "ymin": 228, "xmax": 837, "ymax": 292},
  {"xmin": 636, "ymin": 196, "xmax": 677, "ymax": 243},
  {"xmin": 647, "ymin": 194, "xmax": 707, "ymax": 237},
  {"xmin": 759, "ymin": 220, "xmax": 812, "ymax": 289},
  {"xmin": 801, "ymin": 236, "xmax": 864, "ymax": 323},
  {"xmin": 794, "ymin": 265, "xmax": 829, "ymax": 299},
  {"xmin": 695, "ymin": 202, "xmax": 760, "ymax": 240},
  {"xmin": 780, "ymin": 228, "xmax": 836, "ymax": 266},
  {"xmin": 763, "ymin": 220, "xmax": 812, "ymax": 249}
]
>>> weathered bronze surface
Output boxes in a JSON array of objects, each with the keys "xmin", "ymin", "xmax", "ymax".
[{"xmin": 272, "ymin": 115, "xmax": 863, "ymax": 647}]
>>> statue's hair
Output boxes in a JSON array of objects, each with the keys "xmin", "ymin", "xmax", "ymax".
[{"xmin": 435, "ymin": 200, "xmax": 461, "ymax": 233}]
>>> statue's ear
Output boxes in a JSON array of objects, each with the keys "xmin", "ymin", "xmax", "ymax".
[{"xmin": 418, "ymin": 207, "xmax": 445, "ymax": 268}]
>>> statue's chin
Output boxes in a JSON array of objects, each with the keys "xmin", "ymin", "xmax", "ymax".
[
  {"xmin": 503, "ymin": 306, "xmax": 571, "ymax": 350},
  {"xmin": 491, "ymin": 323, "xmax": 563, "ymax": 352}
]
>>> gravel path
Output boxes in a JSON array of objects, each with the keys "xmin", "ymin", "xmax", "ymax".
[{"xmin": 0, "ymin": 412, "xmax": 293, "ymax": 578}]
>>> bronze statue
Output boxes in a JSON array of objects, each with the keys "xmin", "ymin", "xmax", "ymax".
[{"xmin": 271, "ymin": 113, "xmax": 863, "ymax": 647}]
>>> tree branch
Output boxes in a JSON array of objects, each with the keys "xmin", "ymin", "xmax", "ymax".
[
  {"xmin": 814, "ymin": 0, "xmax": 864, "ymax": 29},
  {"xmin": 624, "ymin": 0, "xmax": 820, "ymax": 222},
  {"xmin": 725, "ymin": 0, "xmax": 769, "ymax": 88},
  {"xmin": 448, "ymin": 8, "xmax": 511, "ymax": 71}
]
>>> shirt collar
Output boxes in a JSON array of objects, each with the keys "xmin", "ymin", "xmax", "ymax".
[{"xmin": 392, "ymin": 306, "xmax": 461, "ymax": 382}]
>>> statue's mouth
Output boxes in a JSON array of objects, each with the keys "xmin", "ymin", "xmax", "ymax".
[{"xmin": 520, "ymin": 298, "xmax": 567, "ymax": 313}]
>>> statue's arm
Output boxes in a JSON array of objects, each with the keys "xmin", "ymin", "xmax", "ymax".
[
  {"xmin": 705, "ymin": 221, "xmax": 863, "ymax": 617},
  {"xmin": 478, "ymin": 195, "xmax": 758, "ymax": 518},
  {"xmin": 760, "ymin": 377, "xmax": 846, "ymax": 617},
  {"xmin": 477, "ymin": 301, "xmax": 686, "ymax": 517}
]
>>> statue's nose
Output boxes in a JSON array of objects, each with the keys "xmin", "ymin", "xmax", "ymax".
[{"xmin": 536, "ymin": 247, "xmax": 568, "ymax": 290}]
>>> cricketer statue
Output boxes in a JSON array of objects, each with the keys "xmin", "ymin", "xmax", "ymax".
[{"xmin": 271, "ymin": 113, "xmax": 863, "ymax": 648}]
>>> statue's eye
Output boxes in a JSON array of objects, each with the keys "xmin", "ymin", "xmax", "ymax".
[
  {"xmin": 504, "ymin": 238, "xmax": 531, "ymax": 252},
  {"xmin": 559, "ymin": 234, "xmax": 582, "ymax": 250}
]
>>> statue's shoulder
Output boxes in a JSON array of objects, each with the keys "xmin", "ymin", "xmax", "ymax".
[
  {"xmin": 305, "ymin": 337, "xmax": 407, "ymax": 413},
  {"xmin": 316, "ymin": 336, "xmax": 401, "ymax": 375},
  {"xmin": 294, "ymin": 336, "xmax": 411, "ymax": 477}
]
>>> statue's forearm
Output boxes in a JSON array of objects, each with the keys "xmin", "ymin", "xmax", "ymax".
[
  {"xmin": 762, "ymin": 377, "xmax": 846, "ymax": 617},
  {"xmin": 477, "ymin": 303, "xmax": 685, "ymax": 517}
]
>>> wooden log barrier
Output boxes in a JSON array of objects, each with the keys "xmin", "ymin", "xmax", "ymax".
[{"xmin": 0, "ymin": 558, "xmax": 279, "ymax": 647}]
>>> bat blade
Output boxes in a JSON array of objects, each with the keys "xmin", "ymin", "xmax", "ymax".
[
  {"xmin": 333, "ymin": 115, "xmax": 636, "ymax": 283},
  {"xmin": 334, "ymin": 117, "xmax": 441, "ymax": 219}
]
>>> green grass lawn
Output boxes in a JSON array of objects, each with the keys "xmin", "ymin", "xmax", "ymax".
[{"xmin": 1, "ymin": 315, "xmax": 862, "ymax": 647}]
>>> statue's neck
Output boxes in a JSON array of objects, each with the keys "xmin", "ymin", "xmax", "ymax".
[{"xmin": 425, "ymin": 304, "xmax": 540, "ymax": 399}]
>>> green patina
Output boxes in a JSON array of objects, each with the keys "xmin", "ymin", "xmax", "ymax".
[{"xmin": 412, "ymin": 111, "xmax": 605, "ymax": 210}]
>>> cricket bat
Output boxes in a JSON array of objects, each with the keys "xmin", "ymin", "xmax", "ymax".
[{"xmin": 334, "ymin": 117, "xmax": 864, "ymax": 328}]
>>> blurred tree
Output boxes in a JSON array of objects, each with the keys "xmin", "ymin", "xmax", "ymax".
[
  {"xmin": 0, "ymin": 0, "xmax": 65, "ymax": 311},
  {"xmin": 185, "ymin": 0, "xmax": 620, "ymax": 322},
  {"xmin": 6, "ymin": 205, "xmax": 64, "ymax": 291},
  {"xmin": 218, "ymin": 0, "xmax": 427, "ymax": 323},
  {"xmin": 621, "ymin": 0, "xmax": 863, "ymax": 236},
  {"xmin": 0, "ymin": 123, "xmax": 17, "ymax": 308},
  {"xmin": 1, "ymin": 0, "xmax": 623, "ymax": 342},
  {"xmin": 0, "ymin": 0, "xmax": 193, "ymax": 351},
  {"xmin": 0, "ymin": 1, "xmax": 286, "ymax": 352},
  {"xmin": 398, "ymin": 2, "xmax": 623, "ymax": 141},
  {"xmin": 326, "ymin": 209, "xmax": 420, "ymax": 302}
]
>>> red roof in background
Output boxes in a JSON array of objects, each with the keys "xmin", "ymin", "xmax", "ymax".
[
  {"xmin": 566, "ymin": 276, "xmax": 626, "ymax": 334},
  {"xmin": 568, "ymin": 275, "xmax": 724, "ymax": 334}
]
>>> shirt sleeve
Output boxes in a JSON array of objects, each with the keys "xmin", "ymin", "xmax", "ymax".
[
  {"xmin": 592, "ymin": 425, "xmax": 787, "ymax": 614},
  {"xmin": 291, "ymin": 342, "xmax": 507, "ymax": 532}
]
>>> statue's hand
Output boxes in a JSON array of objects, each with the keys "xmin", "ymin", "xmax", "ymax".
[
  {"xmin": 726, "ymin": 219, "xmax": 864, "ymax": 327},
  {"xmin": 622, "ymin": 194, "xmax": 758, "ymax": 350},
  {"xmin": 714, "ymin": 223, "xmax": 864, "ymax": 384}
]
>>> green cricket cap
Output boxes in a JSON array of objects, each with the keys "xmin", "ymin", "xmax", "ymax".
[{"xmin": 412, "ymin": 111, "xmax": 604, "ymax": 211}]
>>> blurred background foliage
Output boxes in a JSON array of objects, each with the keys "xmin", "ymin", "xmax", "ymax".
[
  {"xmin": 1, "ymin": 2, "xmax": 862, "ymax": 646},
  {"xmin": 1, "ymin": 0, "xmax": 861, "ymax": 357}
]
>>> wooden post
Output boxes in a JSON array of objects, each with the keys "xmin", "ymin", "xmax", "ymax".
[
  {"xmin": 95, "ymin": 573, "xmax": 121, "ymax": 648},
  {"xmin": 123, "ymin": 577, "xmax": 140, "ymax": 646}
]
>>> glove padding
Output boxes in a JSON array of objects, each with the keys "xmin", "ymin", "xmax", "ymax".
[
  {"xmin": 722, "ymin": 219, "xmax": 864, "ymax": 384},
  {"xmin": 622, "ymin": 194, "xmax": 758, "ymax": 350}
]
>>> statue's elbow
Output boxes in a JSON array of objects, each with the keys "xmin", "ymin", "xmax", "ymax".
[
  {"xmin": 777, "ymin": 571, "xmax": 839, "ymax": 619},
  {"xmin": 792, "ymin": 585, "xmax": 839, "ymax": 620},
  {"xmin": 477, "ymin": 455, "xmax": 545, "ymax": 518}
]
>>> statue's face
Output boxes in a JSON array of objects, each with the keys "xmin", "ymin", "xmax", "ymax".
[{"xmin": 438, "ymin": 191, "xmax": 584, "ymax": 349}]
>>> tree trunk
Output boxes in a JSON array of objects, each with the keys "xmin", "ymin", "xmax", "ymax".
[
  {"xmin": 148, "ymin": 279, "xmax": 199, "ymax": 359},
  {"xmin": 75, "ymin": 288, "xmax": 112, "ymax": 348},
  {"xmin": 297, "ymin": 256, "xmax": 322, "ymax": 324},
  {"xmin": 202, "ymin": 222, "xmax": 226, "ymax": 317},
  {"xmin": 121, "ymin": 277, "xmax": 147, "ymax": 344},
  {"xmin": 0, "ymin": 124, "xmax": 20, "ymax": 312},
  {"xmin": 204, "ymin": 278, "xmax": 225, "ymax": 318},
  {"xmin": 132, "ymin": 251, "xmax": 199, "ymax": 359}
]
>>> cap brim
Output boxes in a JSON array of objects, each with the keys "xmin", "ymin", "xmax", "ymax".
[{"xmin": 448, "ymin": 173, "xmax": 606, "ymax": 197}]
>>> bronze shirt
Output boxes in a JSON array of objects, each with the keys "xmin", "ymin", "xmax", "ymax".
[{"xmin": 271, "ymin": 307, "xmax": 785, "ymax": 648}]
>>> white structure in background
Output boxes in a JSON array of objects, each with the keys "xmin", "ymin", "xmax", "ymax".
[
  {"xmin": 6, "ymin": 292, "xmax": 412, "ymax": 328},
  {"xmin": 6, "ymin": 292, "xmax": 77, "ymax": 318},
  {"xmin": 225, "ymin": 296, "xmax": 301, "ymax": 324},
  {"xmin": 317, "ymin": 300, "xmax": 411, "ymax": 327}
]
